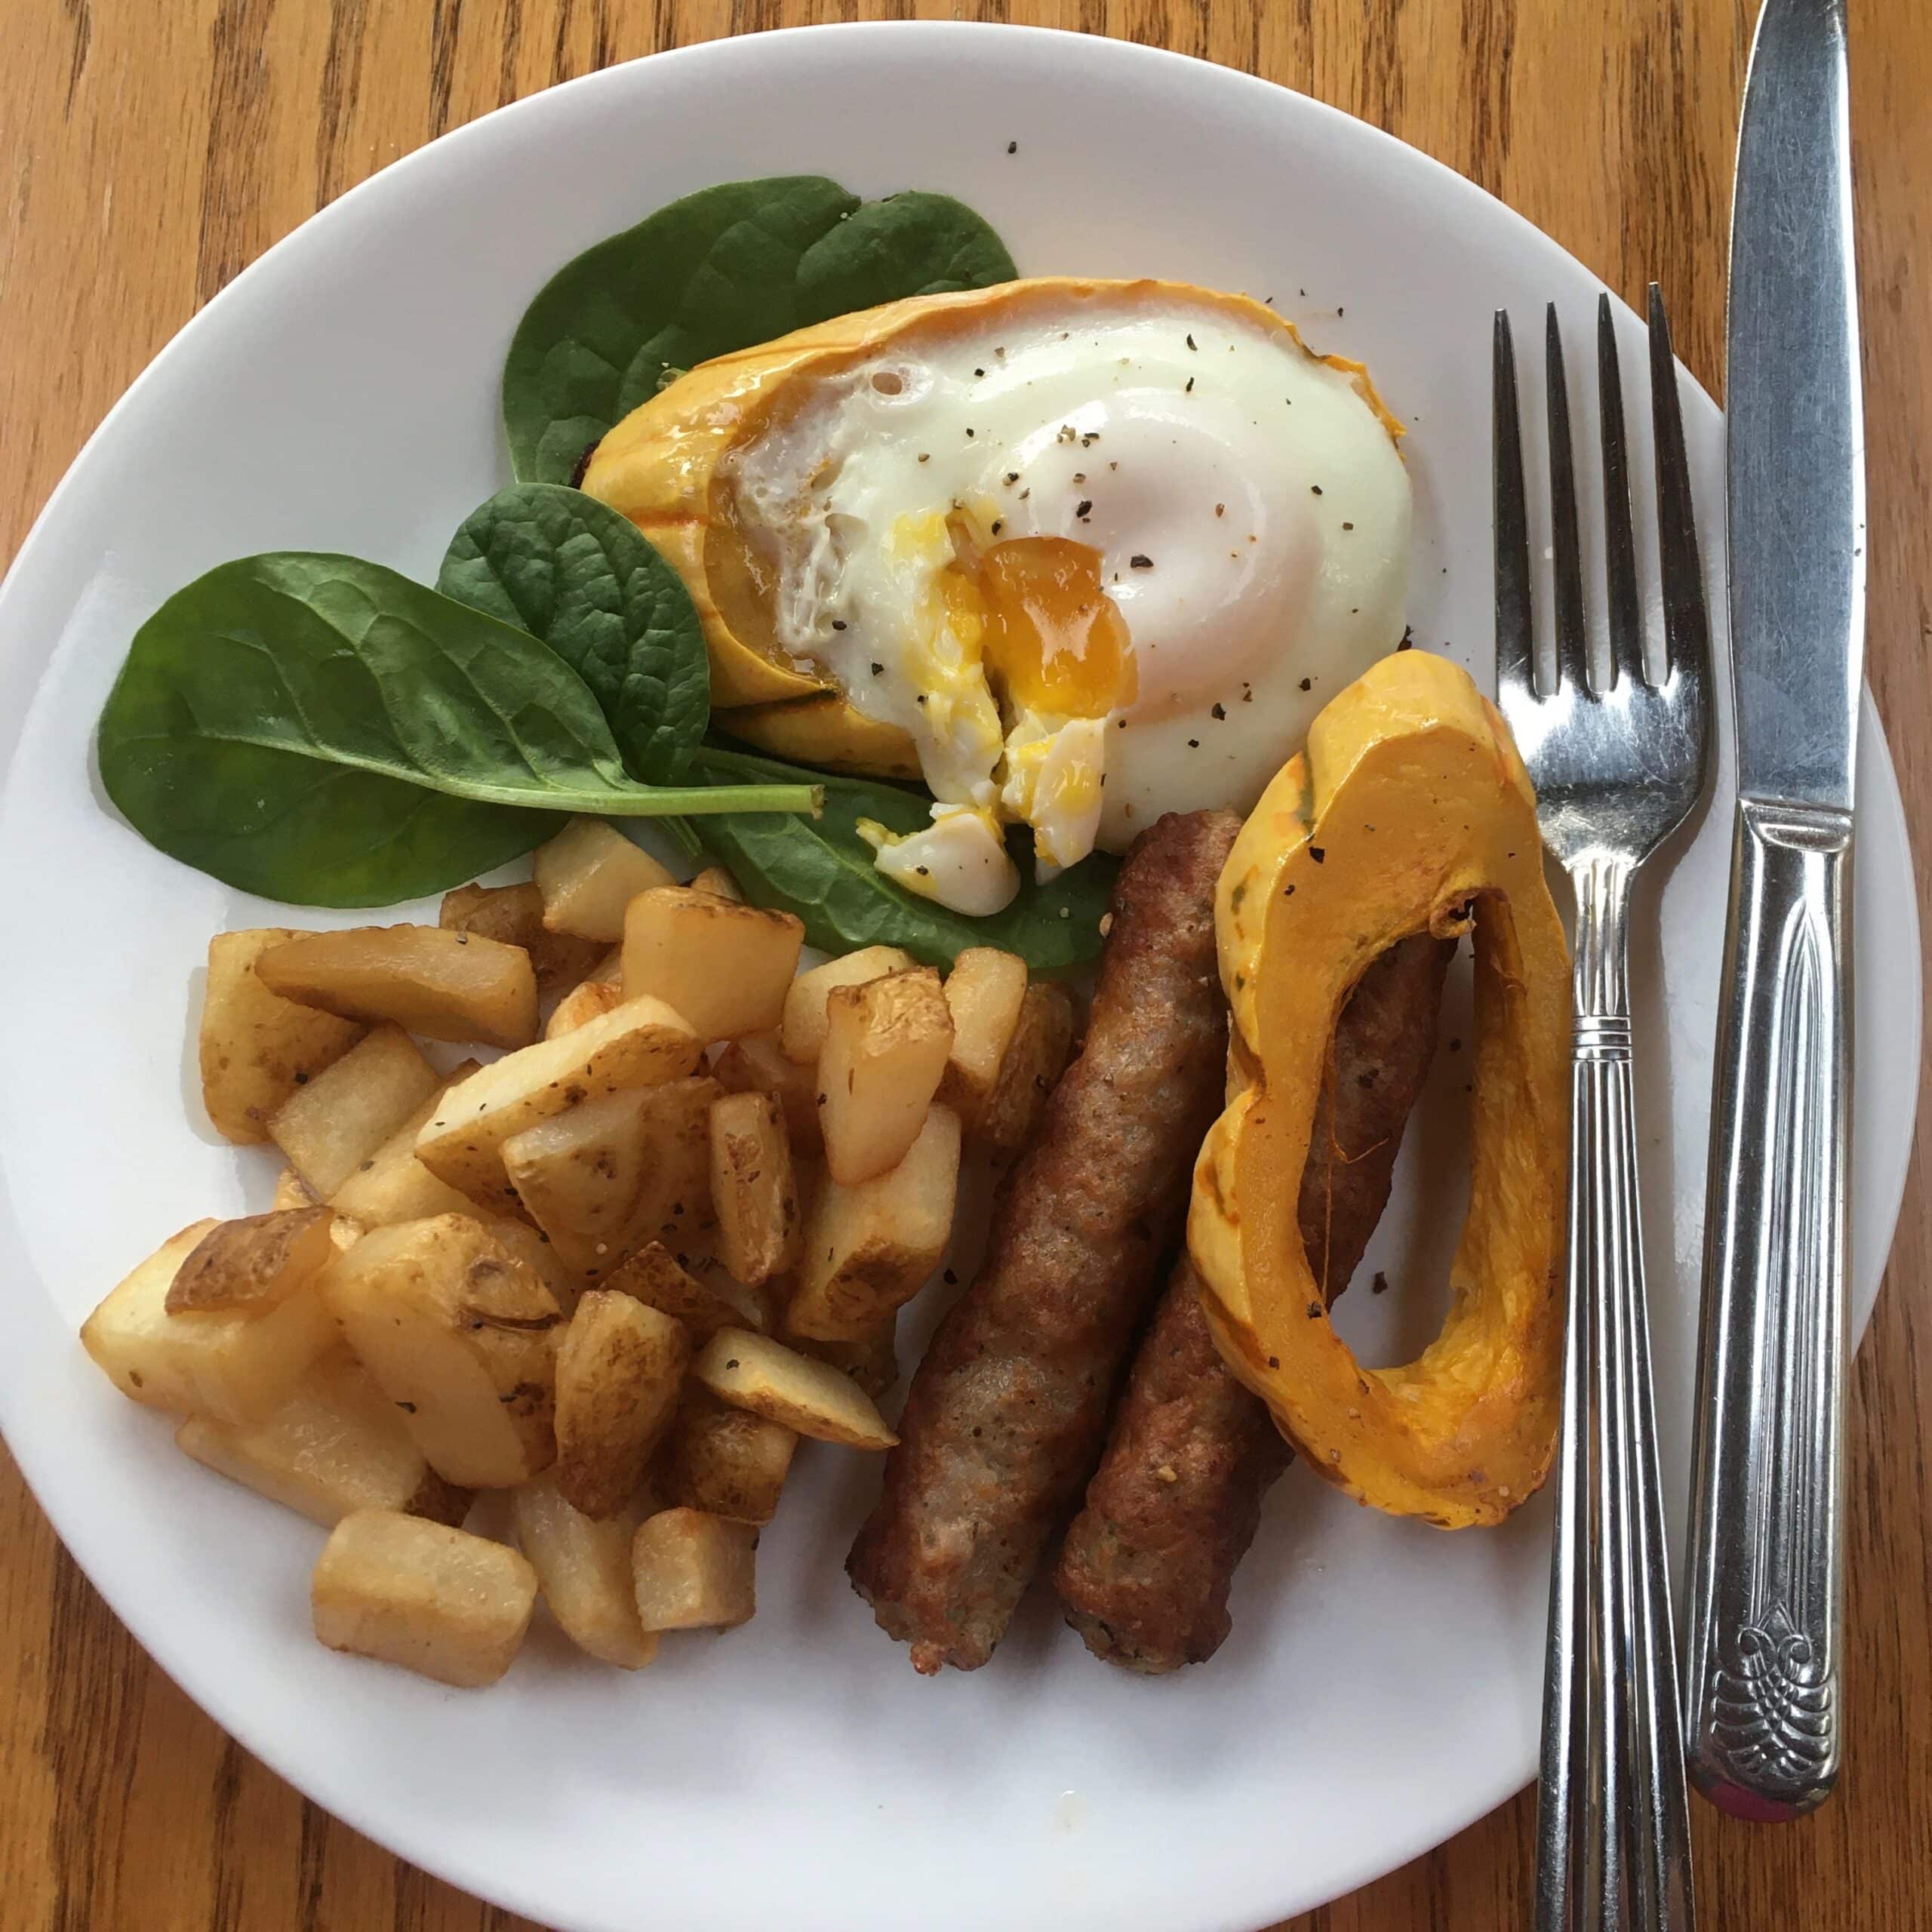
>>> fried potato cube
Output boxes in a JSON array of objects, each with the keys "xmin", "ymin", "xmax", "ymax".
[
  {"xmin": 201, "ymin": 930, "xmax": 365, "ymax": 1144},
  {"xmin": 977, "ymin": 980, "xmax": 1077, "ymax": 1151},
  {"xmin": 272, "ymin": 1168, "xmax": 318, "ymax": 1211},
  {"xmin": 482, "ymin": 1217, "xmax": 582, "ymax": 1318},
  {"xmin": 708, "ymin": 1092, "xmax": 800, "ymax": 1289},
  {"xmin": 544, "ymin": 978, "xmax": 625, "ymax": 1039},
  {"xmin": 817, "ymin": 968, "xmax": 953, "ymax": 1185},
  {"xmin": 688, "ymin": 865, "xmax": 743, "ymax": 903},
  {"xmin": 603, "ymin": 1241, "xmax": 767, "ymax": 1339},
  {"xmin": 533, "ymin": 818, "xmax": 677, "ymax": 942},
  {"xmin": 630, "ymin": 1508, "xmax": 755, "ymax": 1632},
  {"xmin": 780, "ymin": 946, "xmax": 917, "ymax": 1066},
  {"xmin": 321, "ymin": 1215, "xmax": 561, "ymax": 1488},
  {"xmin": 266, "ymin": 1025, "xmax": 442, "ymax": 1197},
  {"xmin": 622, "ymin": 888, "xmax": 803, "ymax": 1042},
  {"xmin": 166, "ymin": 1207, "xmax": 338, "ymax": 1316},
  {"xmin": 553, "ymin": 1291, "xmax": 690, "ymax": 1519},
  {"xmin": 439, "ymin": 881, "xmax": 605, "ymax": 997},
  {"xmin": 312, "ymin": 1510, "xmax": 537, "ymax": 1688},
  {"xmin": 82, "ymin": 1221, "xmax": 337, "ymax": 1423},
  {"xmin": 786, "ymin": 1105, "xmax": 960, "ymax": 1341},
  {"xmin": 502, "ymin": 1075, "xmax": 718, "ymax": 1280},
  {"xmin": 713, "ymin": 1032, "xmax": 823, "ymax": 1153},
  {"xmin": 790, "ymin": 1318, "xmax": 900, "ymax": 1401},
  {"xmin": 510, "ymin": 1470, "xmax": 657, "ymax": 1669},
  {"xmin": 255, "ymin": 924, "xmax": 539, "ymax": 1050},
  {"xmin": 175, "ymin": 1355, "xmax": 472, "ymax": 1527},
  {"xmin": 414, "ymin": 997, "xmax": 699, "ymax": 1214},
  {"xmin": 657, "ymin": 1389, "xmax": 797, "ymax": 1526},
  {"xmin": 937, "ymin": 948, "xmax": 1029, "ymax": 1128},
  {"xmin": 328, "ymin": 1069, "xmax": 485, "ymax": 1228},
  {"xmin": 692, "ymin": 1327, "xmax": 896, "ymax": 1450}
]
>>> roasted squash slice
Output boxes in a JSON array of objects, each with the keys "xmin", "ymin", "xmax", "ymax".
[
  {"xmin": 1189, "ymin": 650, "xmax": 1568, "ymax": 1527},
  {"xmin": 581, "ymin": 277, "xmax": 1401, "ymax": 777}
]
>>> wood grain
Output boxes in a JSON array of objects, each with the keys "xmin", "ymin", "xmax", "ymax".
[{"xmin": 1, "ymin": 2, "xmax": 1925, "ymax": 1927}]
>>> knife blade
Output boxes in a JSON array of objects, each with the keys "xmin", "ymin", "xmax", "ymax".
[
  {"xmin": 1725, "ymin": 0, "xmax": 1866, "ymax": 808},
  {"xmin": 1686, "ymin": 0, "xmax": 1865, "ymax": 1822}
]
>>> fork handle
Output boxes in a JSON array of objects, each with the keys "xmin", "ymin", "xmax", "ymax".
[
  {"xmin": 1684, "ymin": 798, "xmax": 1851, "ymax": 1819},
  {"xmin": 1537, "ymin": 855, "xmax": 1695, "ymax": 1932}
]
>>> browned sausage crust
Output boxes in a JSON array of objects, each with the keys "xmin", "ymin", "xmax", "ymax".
[
  {"xmin": 1052, "ymin": 931, "xmax": 1454, "ymax": 1672},
  {"xmin": 846, "ymin": 810, "xmax": 1242, "ymax": 1674}
]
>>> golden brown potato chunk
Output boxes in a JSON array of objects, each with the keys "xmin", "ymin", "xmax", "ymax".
[
  {"xmin": 321, "ymin": 1216, "xmax": 561, "ymax": 1488},
  {"xmin": 602, "ymin": 1241, "xmax": 767, "ymax": 1340},
  {"xmin": 657, "ymin": 1389, "xmax": 797, "ymax": 1526},
  {"xmin": 789, "ymin": 1318, "xmax": 900, "ymax": 1401},
  {"xmin": 691, "ymin": 1327, "xmax": 896, "ymax": 1450},
  {"xmin": 786, "ymin": 1104, "xmax": 960, "ymax": 1341},
  {"xmin": 502, "ymin": 1075, "xmax": 718, "ymax": 1280},
  {"xmin": 255, "ymin": 924, "xmax": 539, "ymax": 1050},
  {"xmin": 687, "ymin": 865, "xmax": 743, "ymax": 903},
  {"xmin": 780, "ymin": 946, "xmax": 917, "ymax": 1066},
  {"xmin": 712, "ymin": 1032, "xmax": 823, "ymax": 1153},
  {"xmin": 200, "ymin": 930, "xmax": 365, "ymax": 1144},
  {"xmin": 439, "ymin": 881, "xmax": 605, "ymax": 997},
  {"xmin": 510, "ymin": 1471, "xmax": 657, "ymax": 1669},
  {"xmin": 977, "ymin": 980, "xmax": 1077, "ymax": 1150},
  {"xmin": 553, "ymin": 1291, "xmax": 691, "ymax": 1520},
  {"xmin": 543, "ymin": 977, "xmax": 625, "ymax": 1039},
  {"xmin": 534, "ymin": 819, "xmax": 678, "ymax": 942},
  {"xmin": 328, "ymin": 1069, "xmax": 485, "ymax": 1229},
  {"xmin": 622, "ymin": 888, "xmax": 803, "ymax": 1041},
  {"xmin": 937, "ymin": 948, "xmax": 1029, "ymax": 1129},
  {"xmin": 413, "ymin": 996, "xmax": 699, "ymax": 1214},
  {"xmin": 312, "ymin": 1510, "xmax": 537, "ymax": 1687},
  {"xmin": 630, "ymin": 1508, "xmax": 756, "ymax": 1632},
  {"xmin": 82, "ymin": 1221, "xmax": 337, "ymax": 1423},
  {"xmin": 176, "ymin": 1355, "xmax": 471, "ymax": 1527},
  {"xmin": 272, "ymin": 1168, "xmax": 318, "ymax": 1211},
  {"xmin": 483, "ymin": 1217, "xmax": 583, "ymax": 1318},
  {"xmin": 166, "ymin": 1207, "xmax": 338, "ymax": 1315},
  {"xmin": 817, "ymin": 968, "xmax": 953, "ymax": 1185},
  {"xmin": 708, "ymin": 1091, "xmax": 800, "ymax": 1289},
  {"xmin": 268, "ymin": 1025, "xmax": 443, "ymax": 1197}
]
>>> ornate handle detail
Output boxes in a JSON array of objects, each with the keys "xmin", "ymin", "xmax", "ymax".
[
  {"xmin": 1537, "ymin": 857, "xmax": 1694, "ymax": 1932},
  {"xmin": 1686, "ymin": 798, "xmax": 1851, "ymax": 1819}
]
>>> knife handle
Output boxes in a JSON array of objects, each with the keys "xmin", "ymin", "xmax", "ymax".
[{"xmin": 1686, "ymin": 796, "xmax": 1851, "ymax": 1820}]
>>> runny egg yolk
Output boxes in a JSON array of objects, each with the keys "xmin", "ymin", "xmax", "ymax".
[{"xmin": 940, "ymin": 535, "xmax": 1137, "ymax": 720}]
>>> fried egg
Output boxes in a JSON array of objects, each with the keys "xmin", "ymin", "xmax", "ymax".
[{"xmin": 725, "ymin": 281, "xmax": 1411, "ymax": 912}]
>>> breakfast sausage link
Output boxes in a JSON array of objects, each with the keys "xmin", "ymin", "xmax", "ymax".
[
  {"xmin": 847, "ymin": 809, "xmax": 1242, "ymax": 1675},
  {"xmin": 1052, "ymin": 931, "xmax": 1454, "ymax": 1672}
]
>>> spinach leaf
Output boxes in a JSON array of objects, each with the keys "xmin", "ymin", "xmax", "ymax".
[
  {"xmin": 503, "ymin": 176, "xmax": 1017, "ymax": 483},
  {"xmin": 97, "ymin": 555, "xmax": 815, "ymax": 906},
  {"xmin": 689, "ymin": 746, "xmax": 1115, "ymax": 974},
  {"xmin": 437, "ymin": 482, "xmax": 708, "ymax": 783}
]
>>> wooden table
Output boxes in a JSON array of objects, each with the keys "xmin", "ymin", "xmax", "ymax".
[{"xmin": 2, "ymin": 2, "xmax": 1924, "ymax": 1926}]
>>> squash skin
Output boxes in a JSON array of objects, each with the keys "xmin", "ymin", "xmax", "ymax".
[
  {"xmin": 1188, "ymin": 650, "xmax": 1568, "ymax": 1528},
  {"xmin": 580, "ymin": 276, "xmax": 1403, "ymax": 776}
]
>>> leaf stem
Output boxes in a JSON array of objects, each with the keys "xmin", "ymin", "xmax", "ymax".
[{"xmin": 595, "ymin": 781, "xmax": 822, "ymax": 820}]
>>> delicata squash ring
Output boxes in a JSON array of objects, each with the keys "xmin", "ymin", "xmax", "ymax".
[{"xmin": 1189, "ymin": 651, "xmax": 1568, "ymax": 1527}]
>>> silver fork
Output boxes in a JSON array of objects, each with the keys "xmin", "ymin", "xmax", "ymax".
[{"xmin": 1496, "ymin": 290, "xmax": 1712, "ymax": 1932}]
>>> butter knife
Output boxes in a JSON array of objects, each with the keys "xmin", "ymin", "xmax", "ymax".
[{"xmin": 1685, "ymin": 0, "xmax": 1865, "ymax": 1821}]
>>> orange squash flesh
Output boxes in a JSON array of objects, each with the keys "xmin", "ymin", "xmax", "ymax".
[{"xmin": 1189, "ymin": 650, "xmax": 1568, "ymax": 1528}]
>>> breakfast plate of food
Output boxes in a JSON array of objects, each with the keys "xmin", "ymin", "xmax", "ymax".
[{"xmin": 0, "ymin": 21, "xmax": 1918, "ymax": 1932}]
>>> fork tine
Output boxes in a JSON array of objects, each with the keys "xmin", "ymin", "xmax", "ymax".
[
  {"xmin": 1545, "ymin": 305, "xmax": 1592, "ymax": 695},
  {"xmin": 1597, "ymin": 295, "xmax": 1646, "ymax": 691},
  {"xmin": 1494, "ymin": 311, "xmax": 1537, "ymax": 702},
  {"xmin": 1646, "ymin": 284, "xmax": 1711, "ymax": 691}
]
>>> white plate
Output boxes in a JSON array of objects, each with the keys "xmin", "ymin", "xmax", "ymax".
[{"xmin": 0, "ymin": 23, "xmax": 1918, "ymax": 1932}]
